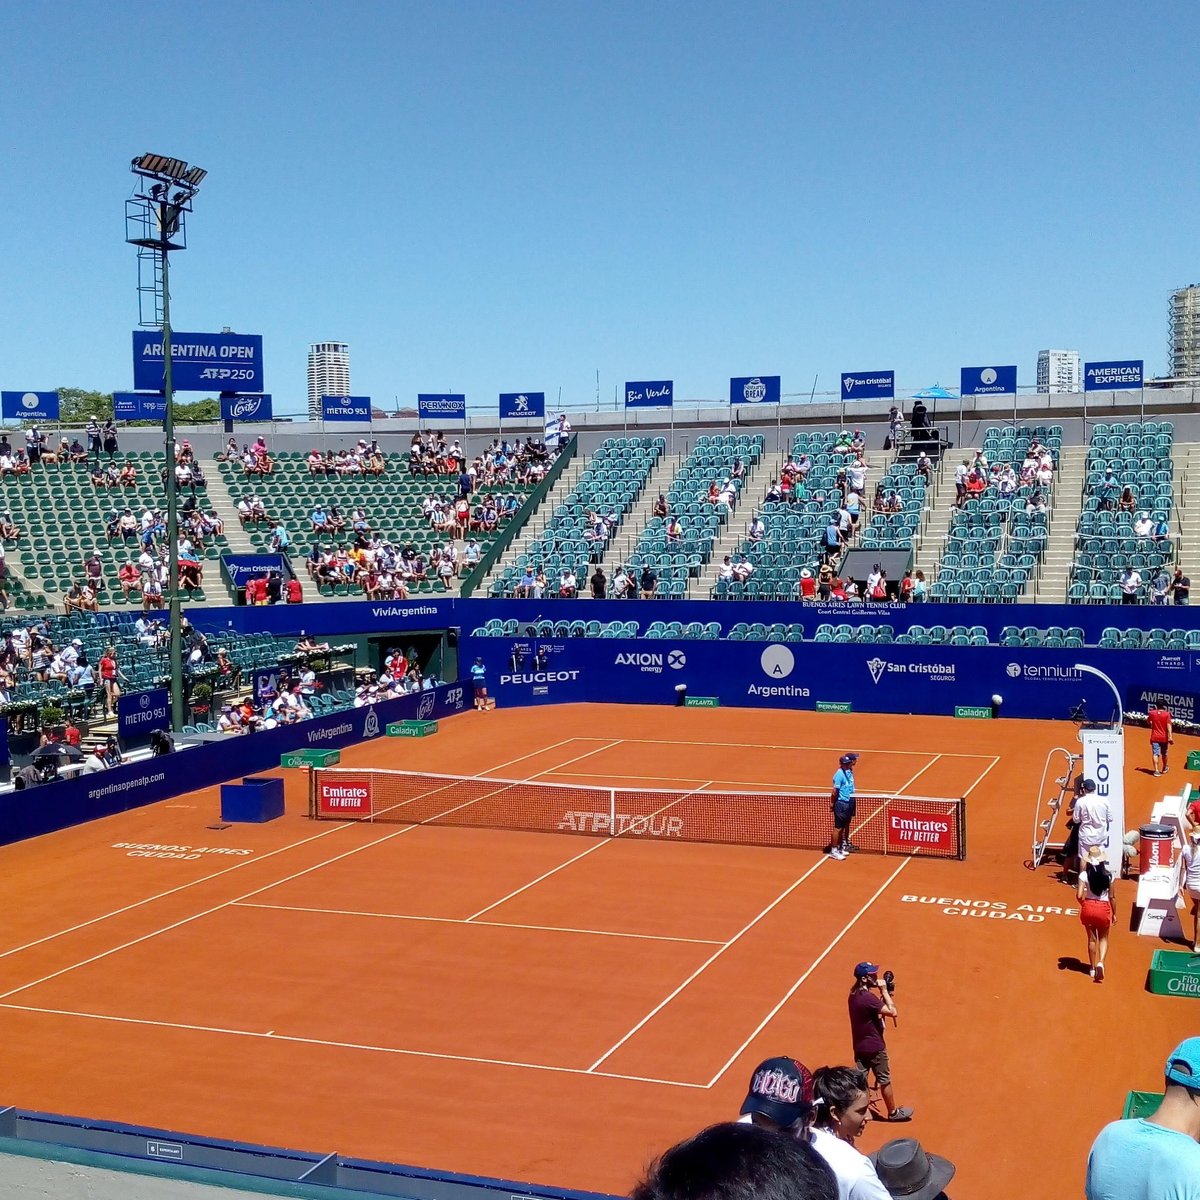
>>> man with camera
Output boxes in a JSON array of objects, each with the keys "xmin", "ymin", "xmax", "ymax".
[{"xmin": 849, "ymin": 962, "xmax": 912, "ymax": 1123}]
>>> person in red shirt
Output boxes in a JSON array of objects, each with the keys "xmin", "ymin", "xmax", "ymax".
[
  {"xmin": 1148, "ymin": 701, "xmax": 1174, "ymax": 776},
  {"xmin": 286, "ymin": 577, "xmax": 302, "ymax": 603},
  {"xmin": 63, "ymin": 720, "xmax": 82, "ymax": 748},
  {"xmin": 799, "ymin": 569, "xmax": 816, "ymax": 600}
]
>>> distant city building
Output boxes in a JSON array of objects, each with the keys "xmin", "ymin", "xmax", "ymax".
[
  {"xmin": 1169, "ymin": 285, "xmax": 1200, "ymax": 380},
  {"xmin": 1036, "ymin": 349, "xmax": 1081, "ymax": 394},
  {"xmin": 307, "ymin": 342, "xmax": 350, "ymax": 420}
]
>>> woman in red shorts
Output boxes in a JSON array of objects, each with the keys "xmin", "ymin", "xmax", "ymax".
[{"xmin": 1077, "ymin": 844, "xmax": 1116, "ymax": 983}]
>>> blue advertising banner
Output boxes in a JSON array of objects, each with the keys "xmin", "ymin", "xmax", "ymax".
[
  {"xmin": 0, "ymin": 681, "xmax": 470, "ymax": 849},
  {"xmin": 182, "ymin": 593, "xmax": 1200, "ymax": 645},
  {"xmin": 321, "ymin": 395, "xmax": 372, "ymax": 422},
  {"xmin": 960, "ymin": 365, "xmax": 1017, "ymax": 396},
  {"xmin": 418, "ymin": 394, "xmax": 467, "ymax": 421},
  {"xmin": 462, "ymin": 634, "xmax": 1198, "ymax": 725},
  {"xmin": 118, "ymin": 687, "xmax": 170, "ymax": 745},
  {"xmin": 1, "ymin": 391, "xmax": 60, "ymax": 421},
  {"xmin": 841, "ymin": 372, "xmax": 894, "ymax": 400},
  {"xmin": 222, "ymin": 554, "xmax": 285, "ymax": 590},
  {"xmin": 625, "ymin": 380, "xmax": 674, "ymax": 409},
  {"xmin": 220, "ymin": 393, "xmax": 273, "ymax": 422},
  {"xmin": 499, "ymin": 392, "xmax": 545, "ymax": 420},
  {"xmin": 253, "ymin": 668, "xmax": 281, "ymax": 705},
  {"xmin": 132, "ymin": 331, "xmax": 264, "ymax": 393},
  {"xmin": 730, "ymin": 376, "xmax": 781, "ymax": 406},
  {"xmin": 1085, "ymin": 360, "xmax": 1143, "ymax": 392},
  {"xmin": 112, "ymin": 392, "xmax": 167, "ymax": 421}
]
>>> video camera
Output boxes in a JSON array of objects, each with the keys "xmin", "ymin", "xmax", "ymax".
[{"xmin": 882, "ymin": 969, "xmax": 895, "ymax": 995}]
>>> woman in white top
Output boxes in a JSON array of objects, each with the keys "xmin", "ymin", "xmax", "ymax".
[
  {"xmin": 809, "ymin": 1067, "xmax": 890, "ymax": 1200},
  {"xmin": 1178, "ymin": 828, "xmax": 1200, "ymax": 953}
]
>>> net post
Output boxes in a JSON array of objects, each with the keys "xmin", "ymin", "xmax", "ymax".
[
  {"xmin": 957, "ymin": 795, "xmax": 967, "ymax": 861},
  {"xmin": 609, "ymin": 788, "xmax": 617, "ymax": 840},
  {"xmin": 882, "ymin": 797, "xmax": 889, "ymax": 856},
  {"xmin": 307, "ymin": 767, "xmax": 317, "ymax": 820}
]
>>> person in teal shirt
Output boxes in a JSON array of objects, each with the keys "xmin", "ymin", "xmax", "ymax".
[
  {"xmin": 470, "ymin": 658, "xmax": 489, "ymax": 711},
  {"xmin": 1086, "ymin": 1037, "xmax": 1200, "ymax": 1199}
]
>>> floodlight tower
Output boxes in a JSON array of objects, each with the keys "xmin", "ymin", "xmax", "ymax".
[{"xmin": 125, "ymin": 153, "xmax": 207, "ymax": 733}]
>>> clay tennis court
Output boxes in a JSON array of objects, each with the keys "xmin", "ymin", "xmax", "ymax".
[{"xmin": 0, "ymin": 703, "xmax": 1189, "ymax": 1199}]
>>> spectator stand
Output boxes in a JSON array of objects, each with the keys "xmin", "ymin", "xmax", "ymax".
[
  {"xmin": 1069, "ymin": 421, "xmax": 1175, "ymax": 604},
  {"xmin": 634, "ymin": 433, "xmax": 764, "ymax": 598},
  {"xmin": 217, "ymin": 448, "xmax": 540, "ymax": 598},
  {"xmin": 7, "ymin": 448, "xmax": 229, "ymax": 607},
  {"xmin": 489, "ymin": 437, "xmax": 664, "ymax": 598},
  {"xmin": 928, "ymin": 426, "xmax": 1056, "ymax": 602}
]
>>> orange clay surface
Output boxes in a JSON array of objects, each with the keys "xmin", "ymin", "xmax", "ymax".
[{"xmin": 0, "ymin": 703, "xmax": 1191, "ymax": 1198}]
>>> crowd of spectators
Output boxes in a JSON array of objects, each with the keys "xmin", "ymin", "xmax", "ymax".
[
  {"xmin": 952, "ymin": 437, "xmax": 1054, "ymax": 509},
  {"xmin": 352, "ymin": 645, "xmax": 441, "ymax": 705}
]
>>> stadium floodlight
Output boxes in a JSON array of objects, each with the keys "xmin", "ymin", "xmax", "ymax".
[
  {"xmin": 125, "ymin": 153, "xmax": 207, "ymax": 733},
  {"xmin": 131, "ymin": 152, "xmax": 189, "ymax": 180}
]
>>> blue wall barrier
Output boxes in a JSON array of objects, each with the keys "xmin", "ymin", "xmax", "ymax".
[
  {"xmin": 186, "ymin": 596, "xmax": 1200, "ymax": 642},
  {"xmin": 0, "ymin": 683, "xmax": 468, "ymax": 847},
  {"xmin": 463, "ymin": 634, "xmax": 1200, "ymax": 724}
]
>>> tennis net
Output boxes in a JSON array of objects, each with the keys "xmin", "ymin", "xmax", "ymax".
[{"xmin": 308, "ymin": 767, "xmax": 967, "ymax": 859}]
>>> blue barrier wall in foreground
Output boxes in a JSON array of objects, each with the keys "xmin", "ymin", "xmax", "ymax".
[
  {"xmin": 0, "ymin": 683, "xmax": 469, "ymax": 847},
  {"xmin": 187, "ymin": 596, "xmax": 1200, "ymax": 642},
  {"xmin": 463, "ymin": 635, "xmax": 1200, "ymax": 723}
]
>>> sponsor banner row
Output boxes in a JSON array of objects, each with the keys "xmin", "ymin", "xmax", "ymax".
[
  {"xmin": 186, "ymin": 595, "xmax": 1200, "ymax": 643},
  {"xmin": 464, "ymin": 636, "xmax": 1200, "ymax": 723}
]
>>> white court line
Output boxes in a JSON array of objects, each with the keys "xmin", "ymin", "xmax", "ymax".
[
  {"xmin": 0, "ymin": 737, "xmax": 585, "ymax": 966},
  {"xmin": 0, "ymin": 739, "xmax": 590, "ymax": 999},
  {"xmin": 962, "ymin": 756, "xmax": 1002, "ymax": 798},
  {"xmin": 0, "ymin": 824, "xmax": 427, "ymax": 1002},
  {"xmin": 544, "ymin": 770, "xmax": 828, "ymax": 792},
  {"xmin": 467, "ymin": 841, "xmax": 611, "ymax": 922},
  {"xmin": 704, "ymin": 856, "xmax": 914, "ymax": 1087},
  {"xmin": 893, "ymin": 754, "xmax": 943, "ymax": 795},
  {"xmin": 463, "ymin": 739, "xmax": 622, "ymax": 922},
  {"xmin": 586, "ymin": 854, "xmax": 828, "ymax": 1073},
  {"xmin": 236, "ymin": 901, "xmax": 724, "ymax": 946},
  {"xmin": 0, "ymin": 1001, "xmax": 705, "ymax": 1089},
  {"xmin": 610, "ymin": 737, "xmax": 996, "ymax": 759}
]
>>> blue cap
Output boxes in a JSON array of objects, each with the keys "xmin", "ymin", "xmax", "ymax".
[
  {"xmin": 1166, "ymin": 1038, "xmax": 1200, "ymax": 1088},
  {"xmin": 854, "ymin": 962, "xmax": 880, "ymax": 978}
]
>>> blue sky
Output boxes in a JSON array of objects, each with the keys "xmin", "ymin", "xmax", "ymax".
[{"xmin": 1, "ymin": 1, "xmax": 1196, "ymax": 416}]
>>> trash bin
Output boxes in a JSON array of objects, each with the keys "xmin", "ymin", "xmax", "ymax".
[{"xmin": 1140, "ymin": 823, "xmax": 1175, "ymax": 874}]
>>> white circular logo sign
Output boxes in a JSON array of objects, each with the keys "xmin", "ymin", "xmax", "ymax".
[
  {"xmin": 21, "ymin": 392, "xmax": 39, "ymax": 410},
  {"xmin": 1006, "ymin": 662, "xmax": 1022, "ymax": 678},
  {"xmin": 981, "ymin": 368, "xmax": 998, "ymax": 385},
  {"xmin": 667, "ymin": 650, "xmax": 687, "ymax": 669},
  {"xmin": 760, "ymin": 645, "xmax": 795, "ymax": 679}
]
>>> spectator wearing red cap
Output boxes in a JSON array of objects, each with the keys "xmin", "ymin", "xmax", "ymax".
[
  {"xmin": 849, "ymin": 962, "xmax": 911, "ymax": 1123},
  {"xmin": 738, "ymin": 1056, "xmax": 815, "ymax": 1136}
]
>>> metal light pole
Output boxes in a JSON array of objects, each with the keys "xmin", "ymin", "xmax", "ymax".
[{"xmin": 126, "ymin": 154, "xmax": 207, "ymax": 732}]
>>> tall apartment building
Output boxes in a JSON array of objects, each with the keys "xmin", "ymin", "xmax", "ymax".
[
  {"xmin": 1036, "ymin": 349, "xmax": 1082, "ymax": 394},
  {"xmin": 1170, "ymin": 285, "xmax": 1200, "ymax": 380},
  {"xmin": 307, "ymin": 342, "xmax": 350, "ymax": 420}
]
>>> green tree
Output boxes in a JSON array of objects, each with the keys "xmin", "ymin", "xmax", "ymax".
[
  {"xmin": 172, "ymin": 398, "xmax": 220, "ymax": 423},
  {"xmin": 55, "ymin": 388, "xmax": 113, "ymax": 424}
]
